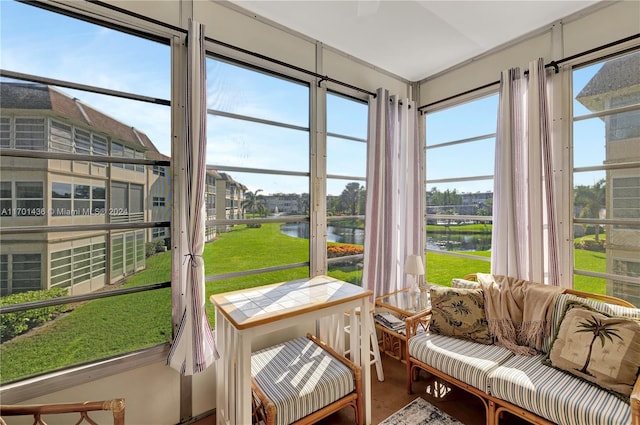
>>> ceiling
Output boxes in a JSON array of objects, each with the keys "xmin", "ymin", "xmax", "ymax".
[{"xmin": 228, "ymin": 0, "xmax": 601, "ymax": 81}]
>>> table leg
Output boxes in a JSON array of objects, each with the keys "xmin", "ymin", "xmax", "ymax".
[
  {"xmin": 215, "ymin": 310, "xmax": 228, "ymax": 425},
  {"xmin": 359, "ymin": 298, "xmax": 372, "ymax": 425},
  {"xmin": 236, "ymin": 333, "xmax": 252, "ymax": 425}
]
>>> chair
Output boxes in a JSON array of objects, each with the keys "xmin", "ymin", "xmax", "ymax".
[
  {"xmin": 251, "ymin": 333, "xmax": 362, "ymax": 425},
  {"xmin": 0, "ymin": 399, "xmax": 125, "ymax": 425}
]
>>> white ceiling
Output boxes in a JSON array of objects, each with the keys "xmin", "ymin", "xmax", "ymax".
[{"xmin": 228, "ymin": 0, "xmax": 601, "ymax": 81}]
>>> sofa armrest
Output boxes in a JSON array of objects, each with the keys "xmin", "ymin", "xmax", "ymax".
[
  {"xmin": 632, "ymin": 374, "xmax": 640, "ymax": 425},
  {"xmin": 404, "ymin": 309, "xmax": 431, "ymax": 340}
]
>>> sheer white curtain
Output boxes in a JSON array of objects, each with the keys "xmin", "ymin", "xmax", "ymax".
[
  {"xmin": 167, "ymin": 19, "xmax": 219, "ymax": 375},
  {"xmin": 491, "ymin": 58, "xmax": 560, "ymax": 285},
  {"xmin": 363, "ymin": 88, "xmax": 423, "ymax": 299}
]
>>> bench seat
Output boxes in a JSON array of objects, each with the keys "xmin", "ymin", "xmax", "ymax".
[
  {"xmin": 489, "ymin": 353, "xmax": 631, "ymax": 425},
  {"xmin": 408, "ymin": 333, "xmax": 514, "ymax": 393}
]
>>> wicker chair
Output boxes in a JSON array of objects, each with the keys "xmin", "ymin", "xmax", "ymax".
[
  {"xmin": 251, "ymin": 333, "xmax": 362, "ymax": 425},
  {"xmin": 0, "ymin": 399, "xmax": 125, "ymax": 425}
]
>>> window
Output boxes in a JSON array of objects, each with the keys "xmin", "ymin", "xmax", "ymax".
[
  {"xmin": 51, "ymin": 249, "xmax": 72, "ymax": 288},
  {"xmin": 51, "ymin": 182, "xmax": 106, "ymax": 216},
  {"xmin": 326, "ymin": 92, "xmax": 368, "ymax": 286},
  {"xmin": 0, "ymin": 117, "xmax": 10, "ymax": 147},
  {"xmin": 205, "ymin": 57, "xmax": 311, "ymax": 292},
  {"xmin": 74, "ymin": 129, "xmax": 91, "ymax": 155},
  {"xmin": 92, "ymin": 186, "xmax": 106, "ymax": 214},
  {"xmin": 0, "ymin": 0, "xmax": 171, "ymax": 383},
  {"xmin": 424, "ymin": 94, "xmax": 498, "ymax": 285},
  {"xmin": 110, "ymin": 182, "xmax": 143, "ymax": 222},
  {"xmin": 15, "ymin": 181, "xmax": 44, "ymax": 216},
  {"xmin": 50, "ymin": 121, "xmax": 73, "ymax": 152},
  {"xmin": 15, "ymin": 117, "xmax": 45, "ymax": 150},
  {"xmin": 0, "ymin": 253, "xmax": 42, "ymax": 295},
  {"xmin": 51, "ymin": 182, "xmax": 72, "ymax": 216},
  {"xmin": 1, "ymin": 181, "xmax": 12, "ymax": 216},
  {"xmin": 571, "ymin": 49, "xmax": 640, "ymax": 306},
  {"xmin": 152, "ymin": 228, "xmax": 167, "ymax": 239},
  {"xmin": 152, "ymin": 196, "xmax": 165, "ymax": 207}
]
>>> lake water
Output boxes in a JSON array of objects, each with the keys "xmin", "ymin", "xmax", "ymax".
[{"xmin": 280, "ymin": 223, "xmax": 490, "ymax": 251}]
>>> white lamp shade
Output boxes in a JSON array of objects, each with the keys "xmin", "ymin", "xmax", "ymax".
[{"xmin": 404, "ymin": 254, "xmax": 425, "ymax": 276}]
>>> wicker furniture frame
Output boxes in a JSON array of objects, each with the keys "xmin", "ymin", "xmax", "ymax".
[
  {"xmin": 405, "ymin": 274, "xmax": 640, "ymax": 425},
  {"xmin": 0, "ymin": 399, "xmax": 125, "ymax": 425},
  {"xmin": 252, "ymin": 333, "xmax": 362, "ymax": 425}
]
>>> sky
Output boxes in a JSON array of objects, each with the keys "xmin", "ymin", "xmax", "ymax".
[{"xmin": 0, "ymin": 0, "xmax": 607, "ymax": 197}]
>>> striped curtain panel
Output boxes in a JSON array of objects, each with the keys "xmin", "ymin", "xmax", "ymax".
[
  {"xmin": 363, "ymin": 88, "xmax": 423, "ymax": 299},
  {"xmin": 167, "ymin": 19, "xmax": 219, "ymax": 375},
  {"xmin": 491, "ymin": 58, "xmax": 560, "ymax": 285}
]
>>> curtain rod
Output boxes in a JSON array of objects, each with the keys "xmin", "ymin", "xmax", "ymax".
[
  {"xmin": 206, "ymin": 38, "xmax": 376, "ymax": 97},
  {"xmin": 87, "ymin": 0, "xmax": 376, "ymax": 98},
  {"xmin": 418, "ymin": 32, "xmax": 640, "ymax": 112}
]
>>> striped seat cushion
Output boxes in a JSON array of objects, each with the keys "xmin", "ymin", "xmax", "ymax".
[
  {"xmin": 408, "ymin": 333, "xmax": 514, "ymax": 392},
  {"xmin": 488, "ymin": 354, "xmax": 631, "ymax": 425},
  {"xmin": 251, "ymin": 337, "xmax": 355, "ymax": 425}
]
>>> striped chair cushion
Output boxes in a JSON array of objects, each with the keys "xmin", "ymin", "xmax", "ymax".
[
  {"xmin": 251, "ymin": 337, "xmax": 355, "ymax": 425},
  {"xmin": 488, "ymin": 354, "xmax": 631, "ymax": 425},
  {"xmin": 408, "ymin": 333, "xmax": 514, "ymax": 392},
  {"xmin": 543, "ymin": 293, "xmax": 640, "ymax": 353}
]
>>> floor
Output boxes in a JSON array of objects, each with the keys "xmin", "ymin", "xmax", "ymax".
[{"xmin": 195, "ymin": 353, "xmax": 531, "ymax": 425}]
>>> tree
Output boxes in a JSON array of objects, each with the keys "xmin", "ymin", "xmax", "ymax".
[
  {"xmin": 575, "ymin": 314, "xmax": 622, "ymax": 375},
  {"xmin": 339, "ymin": 182, "xmax": 364, "ymax": 215},
  {"xmin": 428, "ymin": 188, "xmax": 462, "ymax": 206},
  {"xmin": 242, "ymin": 189, "xmax": 264, "ymax": 217},
  {"xmin": 574, "ymin": 179, "xmax": 606, "ymax": 241}
]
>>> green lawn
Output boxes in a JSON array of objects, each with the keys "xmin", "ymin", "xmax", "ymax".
[{"xmin": 0, "ymin": 224, "xmax": 607, "ymax": 383}]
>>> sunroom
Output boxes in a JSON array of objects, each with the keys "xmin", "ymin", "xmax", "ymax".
[{"xmin": 0, "ymin": 1, "xmax": 639, "ymax": 424}]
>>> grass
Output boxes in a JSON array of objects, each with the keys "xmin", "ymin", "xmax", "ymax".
[{"xmin": 0, "ymin": 224, "xmax": 607, "ymax": 383}]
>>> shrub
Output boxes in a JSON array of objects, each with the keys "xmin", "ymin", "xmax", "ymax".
[
  {"xmin": 327, "ymin": 243, "xmax": 364, "ymax": 258},
  {"xmin": 146, "ymin": 241, "xmax": 157, "ymax": 257},
  {"xmin": 0, "ymin": 288, "xmax": 68, "ymax": 342},
  {"xmin": 155, "ymin": 239, "xmax": 166, "ymax": 253},
  {"xmin": 574, "ymin": 238, "xmax": 605, "ymax": 252}
]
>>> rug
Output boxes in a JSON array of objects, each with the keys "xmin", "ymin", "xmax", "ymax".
[{"xmin": 379, "ymin": 397, "xmax": 464, "ymax": 425}]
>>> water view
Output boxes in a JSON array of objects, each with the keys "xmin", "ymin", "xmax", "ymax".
[{"xmin": 280, "ymin": 223, "xmax": 490, "ymax": 251}]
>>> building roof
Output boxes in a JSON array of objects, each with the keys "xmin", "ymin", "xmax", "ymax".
[
  {"xmin": 1, "ymin": 82, "xmax": 159, "ymax": 153},
  {"xmin": 576, "ymin": 53, "xmax": 640, "ymax": 112}
]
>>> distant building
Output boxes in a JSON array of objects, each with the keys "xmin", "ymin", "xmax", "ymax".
[
  {"xmin": 0, "ymin": 82, "xmax": 169, "ymax": 295},
  {"xmin": 204, "ymin": 168, "xmax": 246, "ymax": 237},
  {"xmin": 0, "ymin": 83, "xmax": 254, "ymax": 296},
  {"xmin": 264, "ymin": 193, "xmax": 304, "ymax": 214}
]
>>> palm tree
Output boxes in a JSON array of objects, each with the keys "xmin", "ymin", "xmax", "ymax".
[
  {"xmin": 575, "ymin": 314, "xmax": 623, "ymax": 375},
  {"xmin": 574, "ymin": 179, "xmax": 606, "ymax": 241},
  {"xmin": 242, "ymin": 189, "xmax": 264, "ymax": 218}
]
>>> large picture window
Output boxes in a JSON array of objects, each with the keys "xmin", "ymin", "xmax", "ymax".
[
  {"xmin": 326, "ymin": 92, "xmax": 368, "ymax": 286},
  {"xmin": 424, "ymin": 94, "xmax": 497, "ymax": 285},
  {"xmin": 571, "ymin": 49, "xmax": 640, "ymax": 306},
  {"xmin": 0, "ymin": 0, "xmax": 171, "ymax": 383},
  {"xmin": 204, "ymin": 57, "xmax": 311, "ymax": 304}
]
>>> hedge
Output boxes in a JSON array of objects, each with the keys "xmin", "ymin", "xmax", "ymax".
[{"xmin": 0, "ymin": 287, "xmax": 69, "ymax": 342}]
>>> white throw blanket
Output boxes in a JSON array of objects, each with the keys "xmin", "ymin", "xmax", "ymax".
[{"xmin": 477, "ymin": 273, "xmax": 564, "ymax": 355}]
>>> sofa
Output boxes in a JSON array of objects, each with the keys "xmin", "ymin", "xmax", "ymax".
[{"xmin": 405, "ymin": 274, "xmax": 640, "ymax": 425}]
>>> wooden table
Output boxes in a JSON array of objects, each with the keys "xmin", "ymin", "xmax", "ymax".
[
  {"xmin": 374, "ymin": 288, "xmax": 431, "ymax": 362},
  {"xmin": 210, "ymin": 275, "xmax": 373, "ymax": 425}
]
